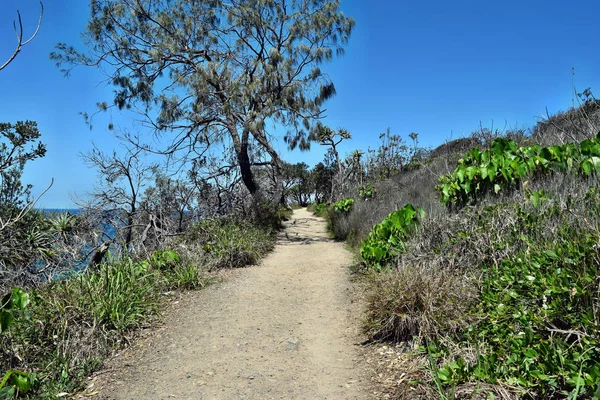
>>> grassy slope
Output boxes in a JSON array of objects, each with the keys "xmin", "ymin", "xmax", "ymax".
[{"xmin": 327, "ymin": 105, "xmax": 600, "ymax": 398}]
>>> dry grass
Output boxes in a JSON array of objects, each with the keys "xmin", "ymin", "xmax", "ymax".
[
  {"xmin": 329, "ymin": 155, "xmax": 456, "ymax": 248},
  {"xmin": 364, "ymin": 264, "xmax": 478, "ymax": 342},
  {"xmin": 532, "ymin": 100, "xmax": 600, "ymax": 146}
]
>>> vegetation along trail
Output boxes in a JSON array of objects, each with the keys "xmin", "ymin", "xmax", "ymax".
[{"xmin": 93, "ymin": 208, "xmax": 369, "ymax": 399}]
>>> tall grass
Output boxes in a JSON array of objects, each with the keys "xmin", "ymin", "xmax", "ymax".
[
  {"xmin": 0, "ymin": 197, "xmax": 285, "ymax": 397},
  {"xmin": 184, "ymin": 218, "xmax": 275, "ymax": 270},
  {"xmin": 0, "ymin": 249, "xmax": 211, "ymax": 397}
]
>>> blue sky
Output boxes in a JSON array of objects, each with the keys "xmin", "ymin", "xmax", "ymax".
[{"xmin": 1, "ymin": 0, "xmax": 599, "ymax": 208}]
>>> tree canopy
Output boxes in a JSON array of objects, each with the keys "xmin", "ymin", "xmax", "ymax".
[{"xmin": 52, "ymin": 0, "xmax": 354, "ymax": 201}]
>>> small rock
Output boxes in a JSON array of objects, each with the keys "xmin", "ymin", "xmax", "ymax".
[{"xmin": 286, "ymin": 337, "xmax": 300, "ymax": 351}]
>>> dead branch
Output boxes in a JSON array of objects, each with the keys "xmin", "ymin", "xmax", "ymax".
[{"xmin": 0, "ymin": 2, "xmax": 44, "ymax": 72}]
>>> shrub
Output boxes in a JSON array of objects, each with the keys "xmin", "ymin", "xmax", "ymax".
[
  {"xmin": 431, "ymin": 187, "xmax": 600, "ymax": 397},
  {"xmin": 436, "ymin": 135, "xmax": 600, "ymax": 207},
  {"xmin": 412, "ymin": 178, "xmax": 600, "ymax": 397},
  {"xmin": 162, "ymin": 263, "xmax": 202, "ymax": 290},
  {"xmin": 326, "ymin": 155, "xmax": 451, "ymax": 249},
  {"xmin": 77, "ymin": 255, "xmax": 163, "ymax": 332},
  {"xmin": 360, "ymin": 204, "xmax": 425, "ymax": 270},
  {"xmin": 0, "ymin": 249, "xmax": 206, "ymax": 397},
  {"xmin": 365, "ymin": 266, "xmax": 477, "ymax": 341},
  {"xmin": 244, "ymin": 199, "xmax": 291, "ymax": 231},
  {"xmin": 313, "ymin": 203, "xmax": 329, "ymax": 217},
  {"xmin": 186, "ymin": 218, "xmax": 275, "ymax": 269},
  {"xmin": 0, "ymin": 288, "xmax": 37, "ymax": 398},
  {"xmin": 332, "ymin": 197, "xmax": 354, "ymax": 213},
  {"xmin": 357, "ymin": 184, "xmax": 376, "ymax": 200}
]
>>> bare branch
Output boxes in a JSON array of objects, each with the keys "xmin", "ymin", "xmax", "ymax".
[{"xmin": 0, "ymin": 2, "xmax": 44, "ymax": 72}]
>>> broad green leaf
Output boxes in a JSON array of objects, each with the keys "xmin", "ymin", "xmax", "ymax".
[
  {"xmin": 456, "ymin": 166, "xmax": 466, "ymax": 183},
  {"xmin": 0, "ymin": 310, "xmax": 13, "ymax": 333},
  {"xmin": 12, "ymin": 289, "xmax": 29, "ymax": 310},
  {"xmin": 581, "ymin": 159, "xmax": 593, "ymax": 176}
]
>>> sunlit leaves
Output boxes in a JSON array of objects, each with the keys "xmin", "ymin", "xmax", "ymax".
[
  {"xmin": 436, "ymin": 134, "xmax": 600, "ymax": 206},
  {"xmin": 360, "ymin": 204, "xmax": 425, "ymax": 270},
  {"xmin": 332, "ymin": 197, "xmax": 354, "ymax": 213}
]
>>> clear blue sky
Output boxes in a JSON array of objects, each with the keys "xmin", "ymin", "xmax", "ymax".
[{"xmin": 1, "ymin": 0, "xmax": 599, "ymax": 208}]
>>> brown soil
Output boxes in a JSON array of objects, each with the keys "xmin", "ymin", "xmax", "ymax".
[{"xmin": 88, "ymin": 208, "xmax": 372, "ymax": 400}]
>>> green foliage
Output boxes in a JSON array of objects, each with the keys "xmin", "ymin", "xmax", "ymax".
[
  {"xmin": 283, "ymin": 162, "xmax": 312, "ymax": 206},
  {"xmin": 246, "ymin": 200, "xmax": 291, "ymax": 231},
  {"xmin": 0, "ymin": 209, "xmax": 82, "ymax": 275},
  {"xmin": 313, "ymin": 203, "xmax": 329, "ymax": 217},
  {"xmin": 365, "ymin": 128, "xmax": 412, "ymax": 180},
  {"xmin": 0, "ymin": 370, "xmax": 37, "ymax": 399},
  {"xmin": 358, "ymin": 184, "xmax": 376, "ymax": 200},
  {"xmin": 332, "ymin": 198, "xmax": 354, "ymax": 213},
  {"xmin": 77, "ymin": 255, "xmax": 163, "ymax": 332},
  {"xmin": 187, "ymin": 218, "xmax": 275, "ymax": 270},
  {"xmin": 311, "ymin": 162, "xmax": 335, "ymax": 204},
  {"xmin": 526, "ymin": 188, "xmax": 548, "ymax": 208},
  {"xmin": 48, "ymin": 212, "xmax": 77, "ymax": 235},
  {"xmin": 0, "ymin": 121, "xmax": 53, "ymax": 273},
  {"xmin": 466, "ymin": 239, "xmax": 600, "ymax": 396},
  {"xmin": 0, "ymin": 249, "xmax": 206, "ymax": 397},
  {"xmin": 421, "ymin": 188, "xmax": 600, "ymax": 398},
  {"xmin": 309, "ymin": 124, "xmax": 352, "ymax": 172},
  {"xmin": 0, "ymin": 289, "xmax": 36, "ymax": 398},
  {"xmin": 0, "ymin": 121, "xmax": 46, "ymax": 206},
  {"xmin": 0, "ymin": 289, "xmax": 29, "ymax": 334},
  {"xmin": 151, "ymin": 249, "xmax": 181, "ymax": 270},
  {"xmin": 53, "ymin": 0, "xmax": 354, "ymax": 196},
  {"xmin": 360, "ymin": 204, "xmax": 425, "ymax": 270},
  {"xmin": 436, "ymin": 134, "xmax": 600, "ymax": 206},
  {"xmin": 163, "ymin": 263, "xmax": 203, "ymax": 290}
]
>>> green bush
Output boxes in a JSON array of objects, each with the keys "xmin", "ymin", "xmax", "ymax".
[
  {"xmin": 420, "ymin": 184, "xmax": 600, "ymax": 398},
  {"xmin": 332, "ymin": 197, "xmax": 354, "ymax": 213},
  {"xmin": 466, "ymin": 236, "xmax": 600, "ymax": 395},
  {"xmin": 76, "ymin": 256, "xmax": 163, "ymax": 332},
  {"xmin": 247, "ymin": 200, "xmax": 291, "ymax": 230},
  {"xmin": 436, "ymin": 134, "xmax": 600, "ymax": 207},
  {"xmin": 360, "ymin": 204, "xmax": 425, "ymax": 270},
  {"xmin": 186, "ymin": 218, "xmax": 275, "ymax": 269},
  {"xmin": 358, "ymin": 184, "xmax": 376, "ymax": 200},
  {"xmin": 0, "ymin": 288, "xmax": 37, "ymax": 398},
  {"xmin": 313, "ymin": 203, "xmax": 329, "ymax": 217}
]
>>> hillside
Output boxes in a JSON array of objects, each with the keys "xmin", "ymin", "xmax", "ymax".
[{"xmin": 323, "ymin": 104, "xmax": 600, "ymax": 398}]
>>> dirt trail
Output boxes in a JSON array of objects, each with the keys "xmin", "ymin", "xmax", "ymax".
[{"xmin": 93, "ymin": 208, "xmax": 370, "ymax": 399}]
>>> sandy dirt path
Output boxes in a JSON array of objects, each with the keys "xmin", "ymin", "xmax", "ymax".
[{"xmin": 93, "ymin": 208, "xmax": 370, "ymax": 399}]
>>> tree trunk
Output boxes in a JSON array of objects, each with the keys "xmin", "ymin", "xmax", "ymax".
[
  {"xmin": 88, "ymin": 241, "xmax": 111, "ymax": 270},
  {"xmin": 228, "ymin": 121, "xmax": 259, "ymax": 196},
  {"xmin": 236, "ymin": 143, "xmax": 258, "ymax": 195},
  {"xmin": 250, "ymin": 128, "xmax": 285, "ymax": 205},
  {"xmin": 125, "ymin": 211, "xmax": 134, "ymax": 248}
]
